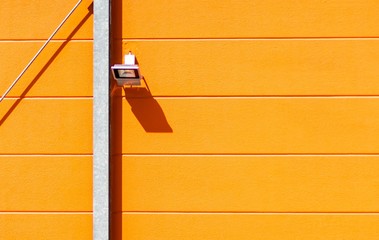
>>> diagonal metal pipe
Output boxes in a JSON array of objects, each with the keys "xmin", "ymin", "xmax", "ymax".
[{"xmin": 0, "ymin": 0, "xmax": 83, "ymax": 103}]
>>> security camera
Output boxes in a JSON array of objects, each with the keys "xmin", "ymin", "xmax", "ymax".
[{"xmin": 111, "ymin": 52, "xmax": 141, "ymax": 86}]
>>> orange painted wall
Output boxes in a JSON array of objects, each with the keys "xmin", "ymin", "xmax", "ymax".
[
  {"xmin": 0, "ymin": 0, "xmax": 93, "ymax": 239},
  {"xmin": 111, "ymin": 1, "xmax": 379, "ymax": 239}
]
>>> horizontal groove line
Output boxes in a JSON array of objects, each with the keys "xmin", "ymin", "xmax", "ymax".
[
  {"xmin": 2, "ymin": 97, "xmax": 93, "ymax": 99},
  {"xmin": 119, "ymin": 211, "xmax": 379, "ymax": 215},
  {"xmin": 4, "ymin": 95, "xmax": 379, "ymax": 99},
  {"xmin": 120, "ymin": 37, "xmax": 379, "ymax": 41},
  {"xmin": 0, "ymin": 39, "xmax": 93, "ymax": 42},
  {"xmin": 117, "ymin": 96, "xmax": 379, "ymax": 99},
  {"xmin": 0, "ymin": 211, "xmax": 92, "ymax": 214},
  {"xmin": 0, "ymin": 153, "xmax": 92, "ymax": 156},
  {"xmin": 6, "ymin": 96, "xmax": 378, "ymax": 99},
  {"xmin": 121, "ymin": 153, "xmax": 379, "ymax": 156}
]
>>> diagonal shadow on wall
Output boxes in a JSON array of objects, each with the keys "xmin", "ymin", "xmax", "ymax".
[{"xmin": 0, "ymin": 2, "xmax": 93, "ymax": 126}]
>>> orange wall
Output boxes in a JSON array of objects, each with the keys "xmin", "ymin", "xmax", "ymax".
[
  {"xmin": 2, "ymin": 0, "xmax": 379, "ymax": 239},
  {"xmin": 111, "ymin": 1, "xmax": 379, "ymax": 239},
  {"xmin": 0, "ymin": 0, "xmax": 93, "ymax": 239}
]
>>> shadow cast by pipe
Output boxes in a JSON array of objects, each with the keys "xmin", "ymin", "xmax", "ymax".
[{"xmin": 0, "ymin": 3, "xmax": 93, "ymax": 126}]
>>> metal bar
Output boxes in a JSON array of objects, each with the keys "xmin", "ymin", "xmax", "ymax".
[
  {"xmin": 0, "ymin": 0, "xmax": 83, "ymax": 102},
  {"xmin": 93, "ymin": 0, "xmax": 110, "ymax": 239}
]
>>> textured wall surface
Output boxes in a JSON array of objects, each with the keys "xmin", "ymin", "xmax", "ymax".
[
  {"xmin": 111, "ymin": 1, "xmax": 379, "ymax": 239},
  {"xmin": 0, "ymin": 0, "xmax": 93, "ymax": 239}
]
